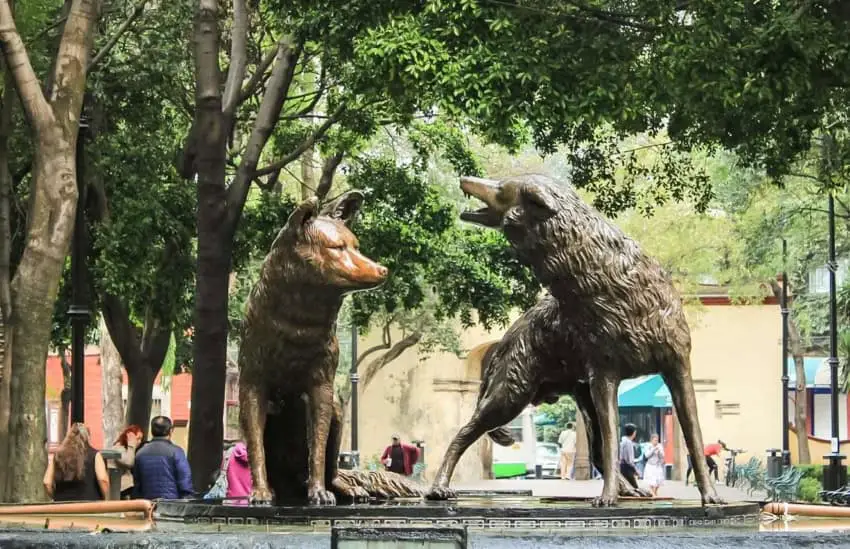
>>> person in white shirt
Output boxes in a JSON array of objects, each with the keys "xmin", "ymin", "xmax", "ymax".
[
  {"xmin": 557, "ymin": 422, "xmax": 577, "ymax": 480},
  {"xmin": 643, "ymin": 433, "xmax": 665, "ymax": 497}
]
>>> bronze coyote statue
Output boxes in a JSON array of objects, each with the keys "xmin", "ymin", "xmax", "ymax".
[
  {"xmin": 427, "ymin": 174, "xmax": 721, "ymax": 507},
  {"xmin": 239, "ymin": 191, "xmax": 423, "ymax": 505}
]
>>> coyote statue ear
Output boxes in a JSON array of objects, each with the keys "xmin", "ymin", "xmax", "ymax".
[
  {"xmin": 272, "ymin": 196, "xmax": 319, "ymax": 248},
  {"xmin": 320, "ymin": 190, "xmax": 365, "ymax": 227},
  {"xmin": 519, "ymin": 184, "xmax": 557, "ymax": 220},
  {"xmin": 287, "ymin": 196, "xmax": 320, "ymax": 231}
]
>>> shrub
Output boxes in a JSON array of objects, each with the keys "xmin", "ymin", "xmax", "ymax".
[
  {"xmin": 795, "ymin": 464, "xmax": 824, "ymax": 482},
  {"xmin": 797, "ymin": 477, "xmax": 822, "ymax": 503}
]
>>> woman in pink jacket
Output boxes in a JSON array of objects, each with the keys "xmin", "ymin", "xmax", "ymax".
[{"xmin": 225, "ymin": 442, "xmax": 252, "ymax": 504}]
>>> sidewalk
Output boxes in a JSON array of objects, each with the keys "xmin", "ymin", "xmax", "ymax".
[{"xmin": 452, "ymin": 478, "xmax": 762, "ymax": 501}]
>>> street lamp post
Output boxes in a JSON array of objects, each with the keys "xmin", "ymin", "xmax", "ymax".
[
  {"xmin": 780, "ymin": 238, "xmax": 790, "ymax": 467},
  {"xmin": 349, "ymin": 323, "xmax": 359, "ymax": 467},
  {"xmin": 69, "ymin": 112, "xmax": 91, "ymax": 424},
  {"xmin": 824, "ymin": 192, "xmax": 846, "ymax": 491}
]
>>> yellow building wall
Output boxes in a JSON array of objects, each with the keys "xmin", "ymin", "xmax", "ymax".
[
  {"xmin": 677, "ymin": 304, "xmax": 782, "ymax": 475},
  {"xmin": 356, "ymin": 303, "xmax": 784, "ymax": 482},
  {"xmin": 353, "ymin": 321, "xmax": 508, "ymax": 483}
]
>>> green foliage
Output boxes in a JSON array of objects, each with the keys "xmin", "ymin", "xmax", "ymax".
[
  {"xmin": 795, "ymin": 464, "xmax": 824, "ymax": 483},
  {"xmin": 348, "ymin": 156, "xmax": 539, "ymax": 332},
  {"xmin": 536, "ymin": 396, "xmax": 577, "ymax": 434},
  {"xmin": 539, "ymin": 426, "xmax": 560, "ymax": 444},
  {"xmin": 797, "ymin": 477, "xmax": 822, "ymax": 503}
]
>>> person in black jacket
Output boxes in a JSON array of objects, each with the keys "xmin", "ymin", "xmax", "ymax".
[{"xmin": 133, "ymin": 416, "xmax": 194, "ymax": 500}]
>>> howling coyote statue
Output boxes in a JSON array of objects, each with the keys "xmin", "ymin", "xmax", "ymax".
[{"xmin": 427, "ymin": 174, "xmax": 721, "ymax": 507}]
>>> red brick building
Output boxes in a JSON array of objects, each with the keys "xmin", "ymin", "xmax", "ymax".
[{"xmin": 45, "ymin": 348, "xmax": 194, "ymax": 449}]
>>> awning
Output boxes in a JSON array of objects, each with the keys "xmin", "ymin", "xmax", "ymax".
[
  {"xmin": 533, "ymin": 413, "xmax": 556, "ymax": 426},
  {"xmin": 786, "ymin": 357, "xmax": 832, "ymax": 388},
  {"xmin": 618, "ymin": 375, "xmax": 672, "ymax": 408}
]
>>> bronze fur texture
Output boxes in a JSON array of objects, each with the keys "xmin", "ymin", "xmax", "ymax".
[
  {"xmin": 427, "ymin": 174, "xmax": 722, "ymax": 507},
  {"xmin": 238, "ymin": 191, "xmax": 424, "ymax": 505}
]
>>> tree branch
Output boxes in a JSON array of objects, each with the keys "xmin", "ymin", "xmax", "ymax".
[
  {"xmin": 24, "ymin": 15, "xmax": 67, "ymax": 47},
  {"xmin": 101, "ymin": 293, "xmax": 143, "ymax": 370},
  {"xmin": 0, "ymin": 0, "xmax": 54, "ymax": 135},
  {"xmin": 788, "ymin": 171, "xmax": 824, "ymax": 184},
  {"xmin": 49, "ymin": 0, "xmax": 102, "ymax": 134},
  {"xmin": 282, "ymin": 64, "xmax": 326, "ymax": 121},
  {"xmin": 238, "ymin": 45, "xmax": 276, "ymax": 104},
  {"xmin": 87, "ymin": 0, "xmax": 148, "ymax": 72},
  {"xmin": 224, "ymin": 37, "xmax": 300, "ymax": 233},
  {"xmin": 140, "ymin": 314, "xmax": 170, "ymax": 374},
  {"xmin": 315, "ymin": 151, "xmax": 344, "ymax": 200},
  {"xmin": 221, "ymin": 0, "xmax": 247, "ymax": 121},
  {"xmin": 360, "ymin": 331, "xmax": 422, "ymax": 389},
  {"xmin": 253, "ymin": 108, "xmax": 345, "ymax": 179}
]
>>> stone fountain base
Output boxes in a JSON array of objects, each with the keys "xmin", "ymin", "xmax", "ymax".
[{"xmin": 154, "ymin": 495, "xmax": 760, "ymax": 533}]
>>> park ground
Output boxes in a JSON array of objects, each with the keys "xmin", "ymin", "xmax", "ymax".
[{"xmin": 453, "ymin": 478, "xmax": 761, "ymax": 501}]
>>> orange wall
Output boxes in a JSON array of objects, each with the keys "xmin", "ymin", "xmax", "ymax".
[{"xmin": 45, "ymin": 351, "xmax": 194, "ymax": 450}]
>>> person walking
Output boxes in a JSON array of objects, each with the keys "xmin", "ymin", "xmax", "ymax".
[
  {"xmin": 685, "ymin": 441, "xmax": 723, "ymax": 485},
  {"xmin": 381, "ymin": 434, "xmax": 420, "ymax": 476},
  {"xmin": 111, "ymin": 424, "xmax": 143, "ymax": 499},
  {"xmin": 619, "ymin": 423, "xmax": 640, "ymax": 489},
  {"xmin": 642, "ymin": 434, "xmax": 665, "ymax": 497},
  {"xmin": 133, "ymin": 416, "xmax": 194, "ymax": 500},
  {"xmin": 558, "ymin": 422, "xmax": 577, "ymax": 480},
  {"xmin": 43, "ymin": 423, "xmax": 110, "ymax": 501},
  {"xmin": 225, "ymin": 442, "xmax": 253, "ymax": 504}
]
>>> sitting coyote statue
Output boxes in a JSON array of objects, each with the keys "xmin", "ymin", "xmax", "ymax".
[{"xmin": 239, "ymin": 191, "xmax": 423, "ymax": 505}]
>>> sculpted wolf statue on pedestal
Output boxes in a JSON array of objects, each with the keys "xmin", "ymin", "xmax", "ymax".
[
  {"xmin": 427, "ymin": 174, "xmax": 722, "ymax": 507},
  {"xmin": 238, "ymin": 191, "xmax": 423, "ymax": 505}
]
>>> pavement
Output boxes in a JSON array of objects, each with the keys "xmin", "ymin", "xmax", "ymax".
[{"xmin": 452, "ymin": 478, "xmax": 763, "ymax": 501}]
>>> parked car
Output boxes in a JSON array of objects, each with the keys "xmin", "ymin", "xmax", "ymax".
[{"xmin": 536, "ymin": 442, "xmax": 560, "ymax": 477}]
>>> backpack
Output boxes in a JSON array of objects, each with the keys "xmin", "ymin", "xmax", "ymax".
[{"xmin": 203, "ymin": 446, "xmax": 235, "ymax": 500}]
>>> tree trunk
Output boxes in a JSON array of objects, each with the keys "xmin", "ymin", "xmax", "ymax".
[
  {"xmin": 573, "ymin": 411, "xmax": 591, "ymax": 480},
  {"xmin": 186, "ymin": 0, "xmax": 229, "ymax": 491},
  {"xmin": 789, "ymin": 317, "xmax": 811, "ymax": 464},
  {"xmin": 100, "ymin": 314, "xmax": 124, "ymax": 445},
  {"xmin": 301, "ymin": 146, "xmax": 315, "ymax": 200},
  {"xmin": 0, "ymin": 2, "xmax": 16, "ymax": 500},
  {"xmin": 125, "ymin": 363, "xmax": 154, "ymax": 434},
  {"xmin": 0, "ymin": 327, "xmax": 11, "ymax": 498},
  {"xmin": 0, "ymin": 0, "xmax": 102, "ymax": 502}
]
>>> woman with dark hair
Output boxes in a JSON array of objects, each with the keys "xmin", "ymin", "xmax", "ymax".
[
  {"xmin": 43, "ymin": 423, "xmax": 109, "ymax": 501},
  {"xmin": 112, "ymin": 424, "xmax": 143, "ymax": 499}
]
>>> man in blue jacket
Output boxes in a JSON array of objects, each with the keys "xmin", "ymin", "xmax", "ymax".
[{"xmin": 133, "ymin": 416, "xmax": 194, "ymax": 500}]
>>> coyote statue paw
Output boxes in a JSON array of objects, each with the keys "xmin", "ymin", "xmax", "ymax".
[
  {"xmin": 424, "ymin": 485, "xmax": 457, "ymax": 501},
  {"xmin": 331, "ymin": 475, "xmax": 370, "ymax": 503},
  {"xmin": 250, "ymin": 486, "xmax": 275, "ymax": 506},
  {"xmin": 592, "ymin": 485, "xmax": 619, "ymax": 507},
  {"xmin": 308, "ymin": 484, "xmax": 337, "ymax": 506},
  {"xmin": 618, "ymin": 475, "xmax": 651, "ymax": 498},
  {"xmin": 701, "ymin": 490, "xmax": 725, "ymax": 506}
]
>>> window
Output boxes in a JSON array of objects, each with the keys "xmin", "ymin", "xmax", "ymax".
[
  {"xmin": 225, "ymin": 402, "xmax": 240, "ymax": 440},
  {"xmin": 120, "ymin": 398, "xmax": 163, "ymax": 424},
  {"xmin": 150, "ymin": 399, "xmax": 162, "ymax": 419},
  {"xmin": 225, "ymin": 375, "xmax": 239, "ymax": 402},
  {"xmin": 809, "ymin": 259, "xmax": 850, "ymax": 294},
  {"xmin": 507, "ymin": 414, "xmax": 524, "ymax": 443},
  {"xmin": 47, "ymin": 403, "xmax": 61, "ymax": 445}
]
